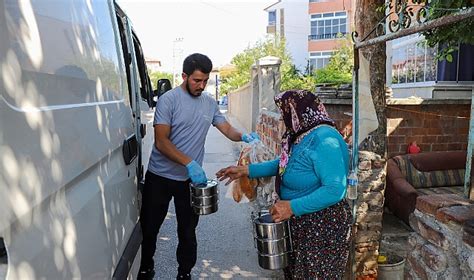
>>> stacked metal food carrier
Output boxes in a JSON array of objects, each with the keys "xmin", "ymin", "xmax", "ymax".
[
  {"xmin": 190, "ymin": 180, "xmax": 219, "ymax": 215},
  {"xmin": 253, "ymin": 212, "xmax": 292, "ymax": 270}
]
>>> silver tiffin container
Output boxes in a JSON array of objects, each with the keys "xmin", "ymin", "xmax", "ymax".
[
  {"xmin": 253, "ymin": 213, "xmax": 292, "ymax": 270},
  {"xmin": 257, "ymin": 252, "xmax": 290, "ymax": 270},
  {"xmin": 190, "ymin": 180, "xmax": 219, "ymax": 215},
  {"xmin": 254, "ymin": 214, "xmax": 290, "ymax": 240}
]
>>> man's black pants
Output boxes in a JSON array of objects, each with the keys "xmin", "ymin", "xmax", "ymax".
[{"xmin": 140, "ymin": 171, "xmax": 199, "ymax": 274}]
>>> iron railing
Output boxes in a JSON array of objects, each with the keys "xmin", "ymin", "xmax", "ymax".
[{"xmin": 308, "ymin": 32, "xmax": 347, "ymax": 40}]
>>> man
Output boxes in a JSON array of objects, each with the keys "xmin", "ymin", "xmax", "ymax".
[{"xmin": 138, "ymin": 53, "xmax": 258, "ymax": 280}]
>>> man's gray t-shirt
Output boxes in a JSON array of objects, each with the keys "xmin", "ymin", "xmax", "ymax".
[{"xmin": 147, "ymin": 86, "xmax": 226, "ymax": 181}]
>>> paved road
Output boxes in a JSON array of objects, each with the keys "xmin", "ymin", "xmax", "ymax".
[{"xmin": 151, "ymin": 114, "xmax": 283, "ymax": 279}]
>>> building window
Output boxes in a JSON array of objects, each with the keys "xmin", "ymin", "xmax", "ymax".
[
  {"xmin": 391, "ymin": 36, "xmax": 437, "ymax": 85},
  {"xmin": 309, "ymin": 51, "xmax": 333, "ymax": 72},
  {"xmin": 268, "ymin": 10, "xmax": 276, "ymax": 26},
  {"xmin": 392, "ymin": 34, "xmax": 474, "ymax": 86},
  {"xmin": 309, "ymin": 11, "xmax": 347, "ymax": 40},
  {"xmin": 436, "ymin": 43, "xmax": 474, "ymax": 82}
]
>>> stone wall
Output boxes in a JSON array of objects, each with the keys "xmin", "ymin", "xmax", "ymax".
[
  {"xmin": 353, "ymin": 151, "xmax": 386, "ymax": 278},
  {"xmin": 406, "ymin": 194, "xmax": 474, "ymax": 279}
]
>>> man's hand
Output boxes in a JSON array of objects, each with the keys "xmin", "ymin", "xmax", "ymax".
[
  {"xmin": 186, "ymin": 160, "xmax": 207, "ymax": 185},
  {"xmin": 241, "ymin": 132, "xmax": 260, "ymax": 143},
  {"xmin": 270, "ymin": 200, "xmax": 293, "ymax": 222}
]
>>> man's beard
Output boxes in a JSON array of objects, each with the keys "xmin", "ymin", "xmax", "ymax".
[{"xmin": 186, "ymin": 79, "xmax": 202, "ymax": 97}]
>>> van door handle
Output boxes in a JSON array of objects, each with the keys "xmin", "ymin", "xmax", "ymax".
[
  {"xmin": 140, "ymin": 124, "xmax": 146, "ymax": 138},
  {"xmin": 122, "ymin": 134, "xmax": 138, "ymax": 165}
]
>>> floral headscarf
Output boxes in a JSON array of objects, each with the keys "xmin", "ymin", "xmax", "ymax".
[{"xmin": 274, "ymin": 90, "xmax": 335, "ymax": 191}]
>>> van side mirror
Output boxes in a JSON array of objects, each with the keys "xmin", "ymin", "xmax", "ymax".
[{"xmin": 154, "ymin": 79, "xmax": 172, "ymax": 99}]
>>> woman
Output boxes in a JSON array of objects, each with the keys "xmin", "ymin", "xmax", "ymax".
[{"xmin": 216, "ymin": 90, "xmax": 352, "ymax": 279}]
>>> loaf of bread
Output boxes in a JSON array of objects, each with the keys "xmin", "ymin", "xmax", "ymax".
[
  {"xmin": 232, "ymin": 147, "xmax": 257, "ymax": 202},
  {"xmin": 232, "ymin": 179, "xmax": 243, "ymax": 202}
]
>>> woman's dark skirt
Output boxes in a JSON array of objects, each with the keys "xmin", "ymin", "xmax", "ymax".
[{"xmin": 284, "ymin": 200, "xmax": 352, "ymax": 279}]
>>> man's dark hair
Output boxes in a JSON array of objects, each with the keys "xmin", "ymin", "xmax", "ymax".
[{"xmin": 183, "ymin": 53, "xmax": 213, "ymax": 75}]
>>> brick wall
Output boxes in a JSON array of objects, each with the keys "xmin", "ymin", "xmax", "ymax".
[
  {"xmin": 323, "ymin": 101, "xmax": 353, "ymax": 143},
  {"xmin": 322, "ymin": 101, "xmax": 471, "ymax": 158},
  {"xmin": 387, "ymin": 101, "xmax": 470, "ymax": 157},
  {"xmin": 256, "ymin": 110, "xmax": 285, "ymax": 157},
  {"xmin": 406, "ymin": 194, "xmax": 474, "ymax": 279},
  {"xmin": 253, "ymin": 98, "xmax": 471, "ymax": 159},
  {"xmin": 255, "ymin": 100, "xmax": 353, "ymax": 157}
]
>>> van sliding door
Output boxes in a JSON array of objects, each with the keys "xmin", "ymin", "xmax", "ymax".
[
  {"xmin": 113, "ymin": 5, "xmax": 148, "ymax": 278},
  {"xmin": 115, "ymin": 12, "xmax": 143, "ymax": 183}
]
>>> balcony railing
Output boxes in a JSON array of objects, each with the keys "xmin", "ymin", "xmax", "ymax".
[
  {"xmin": 308, "ymin": 32, "xmax": 347, "ymax": 40},
  {"xmin": 267, "ymin": 25, "xmax": 276, "ymax": 34}
]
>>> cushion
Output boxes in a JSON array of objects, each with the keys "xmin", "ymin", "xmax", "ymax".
[
  {"xmin": 394, "ymin": 156, "xmax": 465, "ymax": 188},
  {"xmin": 422, "ymin": 169, "xmax": 465, "ymax": 188},
  {"xmin": 417, "ymin": 186, "xmax": 465, "ymax": 196}
]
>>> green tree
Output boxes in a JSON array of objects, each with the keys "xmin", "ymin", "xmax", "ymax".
[
  {"xmin": 149, "ymin": 71, "xmax": 173, "ymax": 90},
  {"xmin": 312, "ymin": 35, "xmax": 354, "ymax": 86},
  {"xmin": 220, "ymin": 37, "xmax": 313, "ymax": 94},
  {"xmin": 422, "ymin": 0, "xmax": 474, "ymax": 61},
  {"xmin": 281, "ymin": 64, "xmax": 315, "ymax": 92}
]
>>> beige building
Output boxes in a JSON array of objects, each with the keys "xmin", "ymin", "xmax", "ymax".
[
  {"xmin": 145, "ymin": 57, "xmax": 162, "ymax": 72},
  {"xmin": 265, "ymin": 0, "xmax": 354, "ymax": 72},
  {"xmin": 307, "ymin": 0, "xmax": 354, "ymax": 72}
]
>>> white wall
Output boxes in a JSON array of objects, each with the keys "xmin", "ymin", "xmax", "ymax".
[
  {"xmin": 228, "ymin": 83, "xmax": 253, "ymax": 132},
  {"xmin": 270, "ymin": 0, "xmax": 309, "ymax": 72}
]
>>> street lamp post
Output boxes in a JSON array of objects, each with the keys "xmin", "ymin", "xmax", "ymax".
[
  {"xmin": 215, "ymin": 74, "xmax": 219, "ymax": 103},
  {"xmin": 172, "ymin": 37, "xmax": 184, "ymax": 87}
]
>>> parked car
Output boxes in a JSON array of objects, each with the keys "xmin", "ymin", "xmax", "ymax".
[{"xmin": 219, "ymin": 95, "xmax": 228, "ymax": 105}]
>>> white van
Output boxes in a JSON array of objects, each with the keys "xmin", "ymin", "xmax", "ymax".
[{"xmin": 0, "ymin": 1, "xmax": 165, "ymax": 278}]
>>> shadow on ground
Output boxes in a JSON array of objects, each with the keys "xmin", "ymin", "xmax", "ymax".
[{"xmin": 380, "ymin": 210, "xmax": 412, "ymax": 259}]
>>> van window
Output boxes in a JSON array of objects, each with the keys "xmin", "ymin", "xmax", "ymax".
[
  {"xmin": 3, "ymin": 0, "xmax": 126, "ymax": 108},
  {"xmin": 132, "ymin": 33, "xmax": 153, "ymax": 102},
  {"xmin": 115, "ymin": 12, "xmax": 133, "ymax": 107}
]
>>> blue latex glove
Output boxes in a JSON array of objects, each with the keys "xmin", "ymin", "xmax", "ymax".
[
  {"xmin": 241, "ymin": 132, "xmax": 260, "ymax": 143},
  {"xmin": 186, "ymin": 160, "xmax": 207, "ymax": 185}
]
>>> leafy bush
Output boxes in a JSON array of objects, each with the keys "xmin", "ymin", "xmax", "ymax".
[
  {"xmin": 220, "ymin": 35, "xmax": 354, "ymax": 93},
  {"xmin": 312, "ymin": 35, "xmax": 353, "ymax": 86},
  {"xmin": 422, "ymin": 0, "xmax": 474, "ymax": 61},
  {"xmin": 220, "ymin": 36, "xmax": 313, "ymax": 94}
]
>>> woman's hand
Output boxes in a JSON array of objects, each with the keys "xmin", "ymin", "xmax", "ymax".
[
  {"xmin": 270, "ymin": 200, "xmax": 293, "ymax": 222},
  {"xmin": 216, "ymin": 165, "xmax": 249, "ymax": 185}
]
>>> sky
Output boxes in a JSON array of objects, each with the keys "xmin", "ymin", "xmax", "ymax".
[{"xmin": 117, "ymin": 0, "xmax": 274, "ymax": 73}]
